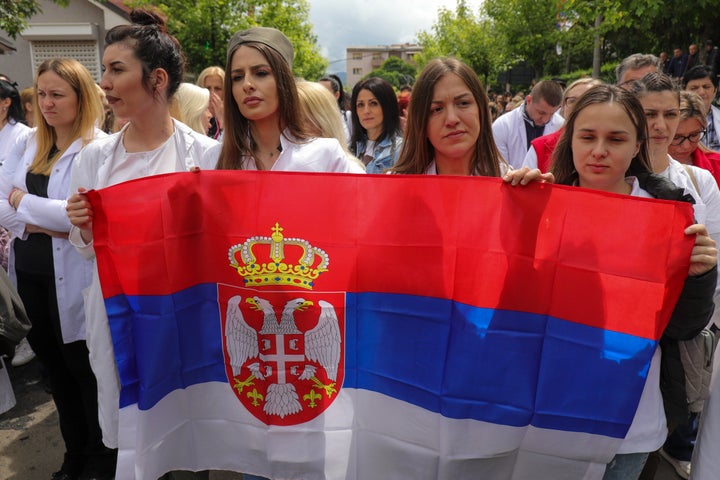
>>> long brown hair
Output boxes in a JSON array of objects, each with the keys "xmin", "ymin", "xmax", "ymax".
[
  {"xmin": 391, "ymin": 57, "xmax": 505, "ymax": 176},
  {"xmin": 551, "ymin": 84, "xmax": 652, "ymax": 185},
  {"xmin": 30, "ymin": 59, "xmax": 103, "ymax": 176},
  {"xmin": 216, "ymin": 42, "xmax": 309, "ymax": 170}
]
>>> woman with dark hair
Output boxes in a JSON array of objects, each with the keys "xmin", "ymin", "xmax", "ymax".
[
  {"xmin": 391, "ymin": 57, "xmax": 547, "ymax": 184},
  {"xmin": 65, "ymin": 9, "xmax": 218, "ymax": 479},
  {"xmin": 0, "ymin": 79, "xmax": 30, "ymax": 167},
  {"xmin": 350, "ymin": 77, "xmax": 403, "ymax": 173},
  {"xmin": 319, "ymin": 74, "xmax": 350, "ymax": 143},
  {"xmin": 215, "ymin": 25, "xmax": 361, "ymax": 480},
  {"xmin": 683, "ymin": 64, "xmax": 720, "ymax": 151},
  {"xmin": 215, "ymin": 26, "xmax": 361, "ymax": 173},
  {"xmin": 551, "ymin": 83, "xmax": 717, "ymax": 480},
  {"xmin": 0, "ymin": 80, "xmax": 33, "ymax": 362},
  {"xmin": 0, "ymin": 58, "xmax": 113, "ymax": 480},
  {"xmin": 319, "ymin": 74, "xmax": 347, "ymax": 112}
]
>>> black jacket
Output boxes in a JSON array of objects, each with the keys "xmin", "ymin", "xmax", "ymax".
[{"xmin": 636, "ymin": 171, "xmax": 717, "ymax": 426}]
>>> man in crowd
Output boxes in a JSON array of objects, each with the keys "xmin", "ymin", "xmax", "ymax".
[
  {"xmin": 616, "ymin": 53, "xmax": 660, "ymax": 89},
  {"xmin": 491, "ymin": 80, "xmax": 563, "ymax": 169}
]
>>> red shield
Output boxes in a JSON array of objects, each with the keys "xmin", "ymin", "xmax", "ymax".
[{"xmin": 219, "ymin": 284, "xmax": 345, "ymax": 425}]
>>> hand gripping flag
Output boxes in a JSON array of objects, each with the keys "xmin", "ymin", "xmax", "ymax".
[{"xmin": 87, "ymin": 171, "xmax": 694, "ymax": 480}]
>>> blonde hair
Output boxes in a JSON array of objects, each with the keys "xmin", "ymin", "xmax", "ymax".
[
  {"xmin": 679, "ymin": 90, "xmax": 708, "ymax": 128},
  {"xmin": 19, "ymin": 87, "xmax": 35, "ymax": 127},
  {"xmin": 173, "ymin": 83, "xmax": 210, "ymax": 134},
  {"xmin": 296, "ymin": 81, "xmax": 363, "ymax": 168},
  {"xmin": 31, "ymin": 58, "xmax": 103, "ymax": 175},
  {"xmin": 561, "ymin": 77, "xmax": 604, "ymax": 117},
  {"xmin": 196, "ymin": 66, "xmax": 225, "ymax": 89}
]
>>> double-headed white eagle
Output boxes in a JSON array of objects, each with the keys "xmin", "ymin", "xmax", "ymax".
[{"xmin": 224, "ymin": 295, "xmax": 341, "ymax": 417}]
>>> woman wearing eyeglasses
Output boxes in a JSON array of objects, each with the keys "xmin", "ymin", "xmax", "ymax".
[
  {"xmin": 683, "ymin": 65, "xmax": 720, "ymax": 151},
  {"xmin": 668, "ymin": 91, "xmax": 720, "ymax": 186}
]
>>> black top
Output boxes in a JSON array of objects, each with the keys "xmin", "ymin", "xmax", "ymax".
[{"xmin": 13, "ymin": 148, "xmax": 56, "ymax": 276}]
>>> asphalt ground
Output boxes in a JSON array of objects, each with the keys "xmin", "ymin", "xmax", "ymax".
[{"xmin": 0, "ymin": 357, "xmax": 683, "ymax": 480}]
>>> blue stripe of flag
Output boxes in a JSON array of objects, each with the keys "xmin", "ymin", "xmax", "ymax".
[{"xmin": 107, "ymin": 284, "xmax": 655, "ymax": 439}]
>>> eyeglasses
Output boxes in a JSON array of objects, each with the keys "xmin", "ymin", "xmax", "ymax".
[{"xmin": 671, "ymin": 130, "xmax": 706, "ymax": 146}]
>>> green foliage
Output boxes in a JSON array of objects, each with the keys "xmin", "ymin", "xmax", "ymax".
[
  {"xmin": 127, "ymin": 0, "xmax": 239, "ymax": 72},
  {"xmin": 129, "ymin": 0, "xmax": 327, "ymax": 79},
  {"xmin": 416, "ymin": 0, "xmax": 497, "ymax": 82},
  {"xmin": 0, "ymin": 0, "xmax": 69, "ymax": 38},
  {"xmin": 545, "ymin": 62, "xmax": 619, "ymax": 86},
  {"xmin": 365, "ymin": 57, "xmax": 416, "ymax": 89},
  {"xmin": 484, "ymin": 0, "xmax": 560, "ymax": 78},
  {"xmin": 252, "ymin": 0, "xmax": 328, "ymax": 80}
]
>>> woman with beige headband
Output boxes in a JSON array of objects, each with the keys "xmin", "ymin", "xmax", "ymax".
[{"xmin": 214, "ymin": 26, "xmax": 362, "ymax": 173}]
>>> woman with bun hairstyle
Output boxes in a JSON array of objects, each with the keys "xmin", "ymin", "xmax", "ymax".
[{"xmin": 65, "ymin": 9, "xmax": 217, "ymax": 480}]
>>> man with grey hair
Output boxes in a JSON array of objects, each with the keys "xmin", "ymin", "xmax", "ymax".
[{"xmin": 616, "ymin": 53, "xmax": 661, "ymax": 89}]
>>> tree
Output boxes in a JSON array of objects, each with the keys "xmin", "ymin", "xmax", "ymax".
[
  {"xmin": 0, "ymin": 0, "xmax": 69, "ymax": 38},
  {"xmin": 484, "ymin": 0, "xmax": 560, "ymax": 79},
  {"xmin": 415, "ymin": 0, "xmax": 497, "ymax": 83},
  {"xmin": 251, "ymin": 0, "xmax": 328, "ymax": 80},
  {"xmin": 365, "ymin": 57, "xmax": 416, "ymax": 89},
  {"xmin": 556, "ymin": 0, "xmax": 720, "ymax": 78},
  {"xmin": 130, "ymin": 0, "xmax": 327, "ymax": 79}
]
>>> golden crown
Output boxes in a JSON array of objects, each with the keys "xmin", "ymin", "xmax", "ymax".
[{"xmin": 228, "ymin": 223, "xmax": 329, "ymax": 290}]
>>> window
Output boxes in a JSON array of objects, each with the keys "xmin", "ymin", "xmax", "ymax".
[
  {"xmin": 372, "ymin": 53, "xmax": 382, "ymax": 61},
  {"xmin": 352, "ymin": 68, "xmax": 362, "ymax": 75},
  {"xmin": 352, "ymin": 52, "xmax": 362, "ymax": 60},
  {"xmin": 31, "ymin": 40, "xmax": 101, "ymax": 82}
]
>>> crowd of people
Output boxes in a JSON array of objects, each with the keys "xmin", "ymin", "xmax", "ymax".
[{"xmin": 1, "ymin": 7, "xmax": 720, "ymax": 480}]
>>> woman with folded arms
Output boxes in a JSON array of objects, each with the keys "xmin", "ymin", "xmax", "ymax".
[{"xmin": 0, "ymin": 58, "xmax": 114, "ymax": 480}]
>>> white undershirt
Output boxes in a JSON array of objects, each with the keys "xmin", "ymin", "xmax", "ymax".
[{"xmin": 107, "ymin": 130, "xmax": 179, "ymax": 186}]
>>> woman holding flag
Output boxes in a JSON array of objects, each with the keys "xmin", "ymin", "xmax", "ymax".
[
  {"xmin": 214, "ymin": 26, "xmax": 362, "ymax": 173},
  {"xmin": 550, "ymin": 83, "xmax": 717, "ymax": 480},
  {"xmin": 211, "ymin": 24, "xmax": 363, "ymax": 480},
  {"xmin": 390, "ymin": 56, "xmax": 550, "ymax": 185},
  {"xmin": 65, "ymin": 8, "xmax": 217, "ymax": 480}
]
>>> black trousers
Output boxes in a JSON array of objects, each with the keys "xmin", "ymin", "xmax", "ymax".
[{"xmin": 17, "ymin": 269, "xmax": 115, "ymax": 477}]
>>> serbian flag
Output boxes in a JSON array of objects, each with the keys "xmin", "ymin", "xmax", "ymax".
[{"xmin": 87, "ymin": 171, "xmax": 694, "ymax": 480}]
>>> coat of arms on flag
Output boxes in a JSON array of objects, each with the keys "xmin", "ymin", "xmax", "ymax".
[{"xmin": 219, "ymin": 222, "xmax": 345, "ymax": 426}]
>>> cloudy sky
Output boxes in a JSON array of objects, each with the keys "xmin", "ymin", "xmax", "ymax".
[{"xmin": 308, "ymin": 0, "xmax": 484, "ymax": 74}]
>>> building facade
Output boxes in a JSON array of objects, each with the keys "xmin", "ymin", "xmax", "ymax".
[
  {"xmin": 346, "ymin": 43, "xmax": 422, "ymax": 88},
  {"xmin": 0, "ymin": 0, "xmax": 130, "ymax": 89}
]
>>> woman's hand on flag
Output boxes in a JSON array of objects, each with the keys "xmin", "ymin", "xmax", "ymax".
[
  {"xmin": 685, "ymin": 223, "xmax": 718, "ymax": 276},
  {"xmin": 66, "ymin": 187, "xmax": 94, "ymax": 244},
  {"xmin": 503, "ymin": 166, "xmax": 554, "ymax": 186}
]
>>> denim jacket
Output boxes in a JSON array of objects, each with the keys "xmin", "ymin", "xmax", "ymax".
[{"xmin": 355, "ymin": 132, "xmax": 403, "ymax": 173}]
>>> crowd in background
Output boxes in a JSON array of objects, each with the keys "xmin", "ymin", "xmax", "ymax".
[{"xmin": 1, "ymin": 7, "xmax": 720, "ymax": 480}]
